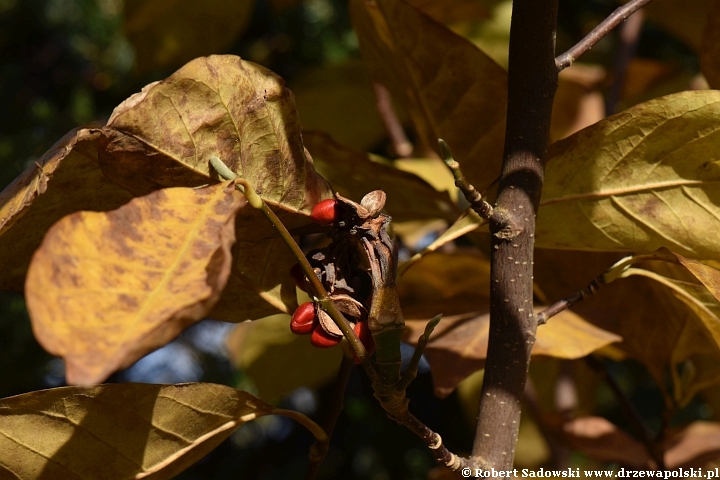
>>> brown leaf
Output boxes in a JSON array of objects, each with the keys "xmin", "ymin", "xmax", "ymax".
[
  {"xmin": 643, "ymin": 0, "xmax": 713, "ymax": 51},
  {"xmin": 549, "ymin": 415, "xmax": 651, "ymax": 468},
  {"xmin": 702, "ymin": 2, "xmax": 720, "ymax": 89},
  {"xmin": 0, "ymin": 128, "xmax": 134, "ymax": 291},
  {"xmin": 209, "ymin": 237, "xmax": 299, "ymax": 323},
  {"xmin": 26, "ymin": 182, "xmax": 245, "ymax": 384},
  {"xmin": 398, "ymin": 251, "xmax": 491, "ymax": 319},
  {"xmin": 403, "ymin": 309, "xmax": 621, "ymax": 398},
  {"xmin": 550, "ymin": 65, "xmax": 605, "ymax": 142},
  {"xmin": 124, "ymin": 0, "xmax": 255, "ymax": 74},
  {"xmin": 0, "ymin": 383, "xmax": 274, "ymax": 479},
  {"xmin": 226, "ymin": 314, "xmax": 343, "ymax": 403},
  {"xmin": 303, "ymin": 131, "xmax": 455, "ymax": 223},
  {"xmin": 98, "ymin": 55, "xmax": 333, "ymax": 240},
  {"xmin": 406, "ymin": 0, "xmax": 496, "ymax": 25},
  {"xmin": 349, "ymin": 0, "xmax": 507, "ymax": 193},
  {"xmin": 672, "ymin": 251, "xmax": 720, "ymax": 304},
  {"xmin": 664, "ymin": 421, "xmax": 720, "ymax": 469}
]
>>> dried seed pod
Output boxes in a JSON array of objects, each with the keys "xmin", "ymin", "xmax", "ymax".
[
  {"xmin": 317, "ymin": 308, "xmax": 344, "ymax": 337},
  {"xmin": 311, "ymin": 324, "xmax": 342, "ymax": 348},
  {"xmin": 331, "ymin": 293, "xmax": 365, "ymax": 318},
  {"xmin": 290, "ymin": 302, "xmax": 317, "ymax": 335},
  {"xmin": 360, "ymin": 190, "xmax": 387, "ymax": 217},
  {"xmin": 310, "ymin": 198, "xmax": 341, "ymax": 225}
]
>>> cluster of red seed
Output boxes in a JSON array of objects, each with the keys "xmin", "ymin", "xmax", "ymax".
[{"xmin": 289, "ymin": 199, "xmax": 375, "ymax": 361}]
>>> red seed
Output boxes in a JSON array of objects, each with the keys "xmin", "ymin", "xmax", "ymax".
[
  {"xmin": 310, "ymin": 325, "xmax": 341, "ymax": 348},
  {"xmin": 310, "ymin": 199, "xmax": 341, "ymax": 225},
  {"xmin": 290, "ymin": 302, "xmax": 317, "ymax": 335},
  {"xmin": 353, "ymin": 320, "xmax": 375, "ymax": 363}
]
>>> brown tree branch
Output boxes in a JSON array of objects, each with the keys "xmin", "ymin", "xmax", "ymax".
[
  {"xmin": 473, "ymin": 0, "xmax": 559, "ymax": 468},
  {"xmin": 556, "ymin": 0, "xmax": 655, "ymax": 71},
  {"xmin": 373, "ymin": 82, "xmax": 413, "ymax": 158},
  {"xmin": 536, "ymin": 276, "xmax": 604, "ymax": 325},
  {"xmin": 605, "ymin": 8, "xmax": 645, "ymax": 114}
]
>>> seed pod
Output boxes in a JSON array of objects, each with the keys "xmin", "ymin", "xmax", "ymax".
[
  {"xmin": 290, "ymin": 302, "xmax": 317, "ymax": 335},
  {"xmin": 311, "ymin": 324, "xmax": 341, "ymax": 348},
  {"xmin": 310, "ymin": 199, "xmax": 341, "ymax": 225}
]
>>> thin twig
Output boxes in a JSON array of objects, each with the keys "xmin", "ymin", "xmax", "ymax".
[
  {"xmin": 555, "ymin": 0, "xmax": 655, "ymax": 70},
  {"xmin": 395, "ymin": 314, "xmax": 441, "ymax": 392},
  {"xmin": 209, "ymin": 156, "xmax": 377, "ymax": 379},
  {"xmin": 374, "ymin": 82, "xmax": 413, "ymax": 158},
  {"xmin": 439, "ymin": 139, "xmax": 507, "ymax": 227},
  {"xmin": 585, "ymin": 356, "xmax": 666, "ymax": 470},
  {"xmin": 304, "ymin": 356, "xmax": 354, "ymax": 480},
  {"xmin": 536, "ymin": 276, "xmax": 604, "ymax": 325},
  {"xmin": 605, "ymin": 8, "xmax": 645, "ymax": 114}
]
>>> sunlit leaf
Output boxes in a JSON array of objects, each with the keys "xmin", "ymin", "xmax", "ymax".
[
  {"xmin": 548, "ymin": 415, "xmax": 651, "ymax": 468},
  {"xmin": 226, "ymin": 314, "xmax": 343, "ymax": 403},
  {"xmin": 0, "ymin": 128, "xmax": 133, "ymax": 291},
  {"xmin": 26, "ymin": 182, "xmax": 245, "ymax": 385},
  {"xmin": 403, "ymin": 309, "xmax": 621, "ymax": 398},
  {"xmin": 538, "ymin": 90, "xmax": 720, "ymax": 261},
  {"xmin": 124, "ymin": 0, "xmax": 255, "ymax": 74},
  {"xmin": 664, "ymin": 421, "xmax": 720, "ymax": 468},
  {"xmin": 98, "ymin": 55, "xmax": 333, "ymax": 240},
  {"xmin": 304, "ymin": 131, "xmax": 455, "ymax": 223},
  {"xmin": 349, "ymin": 0, "xmax": 507, "ymax": 193},
  {"xmin": 701, "ymin": 2, "xmax": 720, "ymax": 89},
  {"xmin": 0, "ymin": 383, "xmax": 274, "ymax": 480}
]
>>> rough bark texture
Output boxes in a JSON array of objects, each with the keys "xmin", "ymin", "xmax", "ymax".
[{"xmin": 472, "ymin": 0, "xmax": 559, "ymax": 468}]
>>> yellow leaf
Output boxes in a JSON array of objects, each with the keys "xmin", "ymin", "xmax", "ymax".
[
  {"xmin": 0, "ymin": 383, "xmax": 274, "ymax": 480},
  {"xmin": 701, "ymin": 2, "xmax": 720, "ymax": 89},
  {"xmin": 124, "ymin": 0, "xmax": 256, "ymax": 74},
  {"xmin": 26, "ymin": 182, "xmax": 245, "ymax": 385},
  {"xmin": 0, "ymin": 128, "xmax": 133, "ymax": 291},
  {"xmin": 403, "ymin": 308, "xmax": 620, "ymax": 398},
  {"xmin": 538, "ymin": 90, "xmax": 720, "ymax": 260},
  {"xmin": 98, "ymin": 55, "xmax": 333, "ymax": 240},
  {"xmin": 349, "ymin": 0, "xmax": 507, "ymax": 193},
  {"xmin": 226, "ymin": 314, "xmax": 343, "ymax": 403}
]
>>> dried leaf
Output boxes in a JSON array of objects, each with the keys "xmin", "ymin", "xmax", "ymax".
[
  {"xmin": 226, "ymin": 314, "xmax": 343, "ymax": 403},
  {"xmin": 664, "ymin": 421, "xmax": 720, "ymax": 469},
  {"xmin": 701, "ymin": 2, "xmax": 720, "ymax": 89},
  {"xmin": 398, "ymin": 251, "xmax": 491, "ymax": 319},
  {"xmin": 0, "ymin": 128, "xmax": 133, "ymax": 291},
  {"xmin": 209, "ymin": 237, "xmax": 299, "ymax": 323},
  {"xmin": 549, "ymin": 415, "xmax": 651, "ymax": 468},
  {"xmin": 303, "ymin": 131, "xmax": 455, "ymax": 223},
  {"xmin": 349, "ymin": 0, "xmax": 507, "ymax": 193},
  {"xmin": 26, "ymin": 182, "xmax": 245, "ymax": 385},
  {"xmin": 406, "ymin": 0, "xmax": 497, "ymax": 25},
  {"xmin": 124, "ymin": 0, "xmax": 255, "ymax": 74},
  {"xmin": 538, "ymin": 91, "xmax": 720, "ymax": 261},
  {"xmin": 403, "ymin": 309, "xmax": 621, "ymax": 398},
  {"xmin": 0, "ymin": 383, "xmax": 274, "ymax": 480},
  {"xmin": 98, "ymin": 55, "xmax": 333, "ymax": 240}
]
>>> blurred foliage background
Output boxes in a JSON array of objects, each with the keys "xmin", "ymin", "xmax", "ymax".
[{"xmin": 0, "ymin": 0, "xmax": 713, "ymax": 478}]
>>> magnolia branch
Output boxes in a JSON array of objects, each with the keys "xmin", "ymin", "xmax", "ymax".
[{"xmin": 555, "ymin": 0, "xmax": 655, "ymax": 70}]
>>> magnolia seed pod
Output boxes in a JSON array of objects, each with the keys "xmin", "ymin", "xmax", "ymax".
[
  {"xmin": 310, "ymin": 324, "xmax": 341, "ymax": 348},
  {"xmin": 290, "ymin": 302, "xmax": 317, "ymax": 335},
  {"xmin": 310, "ymin": 198, "xmax": 341, "ymax": 225}
]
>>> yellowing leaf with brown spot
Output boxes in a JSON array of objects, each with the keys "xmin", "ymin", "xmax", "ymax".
[
  {"xmin": 98, "ymin": 55, "xmax": 333, "ymax": 241},
  {"xmin": 26, "ymin": 182, "xmax": 245, "ymax": 385},
  {"xmin": 538, "ymin": 91, "xmax": 720, "ymax": 260},
  {"xmin": 0, "ymin": 128, "xmax": 133, "ymax": 291},
  {"xmin": 124, "ymin": 0, "xmax": 255, "ymax": 75},
  {"xmin": 404, "ymin": 311, "xmax": 620, "ymax": 398},
  {"xmin": 349, "ymin": 0, "xmax": 507, "ymax": 193},
  {"xmin": 0, "ymin": 383, "xmax": 274, "ymax": 480}
]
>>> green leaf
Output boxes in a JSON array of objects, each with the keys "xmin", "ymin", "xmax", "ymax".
[
  {"xmin": 538, "ymin": 90, "xmax": 720, "ymax": 260},
  {"xmin": 349, "ymin": 0, "xmax": 507, "ymax": 193},
  {"xmin": 0, "ymin": 383, "xmax": 274, "ymax": 480}
]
